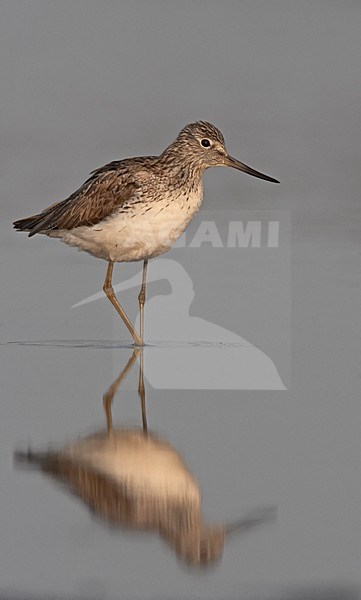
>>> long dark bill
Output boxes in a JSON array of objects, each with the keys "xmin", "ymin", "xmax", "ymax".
[{"xmin": 225, "ymin": 155, "xmax": 279, "ymax": 183}]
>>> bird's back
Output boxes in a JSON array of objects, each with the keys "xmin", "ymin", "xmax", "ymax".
[{"xmin": 13, "ymin": 156, "xmax": 158, "ymax": 236}]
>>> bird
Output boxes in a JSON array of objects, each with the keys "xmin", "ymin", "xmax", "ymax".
[
  {"xmin": 14, "ymin": 121, "xmax": 279, "ymax": 346},
  {"xmin": 15, "ymin": 346, "xmax": 276, "ymax": 567},
  {"xmin": 15, "ymin": 428, "xmax": 276, "ymax": 566}
]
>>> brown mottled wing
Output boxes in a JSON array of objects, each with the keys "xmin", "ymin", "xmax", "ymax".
[
  {"xmin": 13, "ymin": 157, "xmax": 156, "ymax": 237},
  {"xmin": 45, "ymin": 171, "xmax": 137, "ymax": 230}
]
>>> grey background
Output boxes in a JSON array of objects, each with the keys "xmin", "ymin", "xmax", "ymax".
[{"xmin": 1, "ymin": 1, "xmax": 360, "ymax": 599}]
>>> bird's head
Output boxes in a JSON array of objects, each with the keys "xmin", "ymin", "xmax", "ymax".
[{"xmin": 170, "ymin": 120, "xmax": 279, "ymax": 182}]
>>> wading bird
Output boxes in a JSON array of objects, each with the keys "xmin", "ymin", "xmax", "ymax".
[{"xmin": 14, "ymin": 121, "xmax": 278, "ymax": 345}]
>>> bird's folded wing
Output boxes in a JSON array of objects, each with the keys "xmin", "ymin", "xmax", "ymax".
[{"xmin": 13, "ymin": 160, "xmax": 150, "ymax": 236}]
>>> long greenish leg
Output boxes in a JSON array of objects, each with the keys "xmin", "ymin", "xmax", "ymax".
[
  {"xmin": 103, "ymin": 260, "xmax": 143, "ymax": 346},
  {"xmin": 138, "ymin": 260, "xmax": 148, "ymax": 342}
]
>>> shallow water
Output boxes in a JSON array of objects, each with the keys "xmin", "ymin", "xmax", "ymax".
[{"xmin": 1, "ymin": 226, "xmax": 360, "ymax": 598}]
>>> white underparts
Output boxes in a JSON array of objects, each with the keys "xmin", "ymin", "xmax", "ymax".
[{"xmin": 52, "ymin": 187, "xmax": 203, "ymax": 262}]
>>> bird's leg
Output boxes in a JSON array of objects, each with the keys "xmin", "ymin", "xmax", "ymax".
[
  {"xmin": 137, "ymin": 347, "xmax": 148, "ymax": 432},
  {"xmin": 103, "ymin": 260, "xmax": 143, "ymax": 346},
  {"xmin": 138, "ymin": 260, "xmax": 148, "ymax": 341},
  {"xmin": 103, "ymin": 348, "xmax": 139, "ymax": 436}
]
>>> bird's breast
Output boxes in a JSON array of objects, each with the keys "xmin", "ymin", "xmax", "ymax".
[
  {"xmin": 104, "ymin": 183, "xmax": 203, "ymax": 261},
  {"xmin": 61, "ymin": 182, "xmax": 203, "ymax": 262}
]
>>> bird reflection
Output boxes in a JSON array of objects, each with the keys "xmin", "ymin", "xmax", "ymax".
[{"xmin": 15, "ymin": 349, "xmax": 276, "ymax": 567}]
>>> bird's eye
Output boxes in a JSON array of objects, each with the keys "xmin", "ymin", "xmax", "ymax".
[{"xmin": 200, "ymin": 138, "xmax": 211, "ymax": 148}]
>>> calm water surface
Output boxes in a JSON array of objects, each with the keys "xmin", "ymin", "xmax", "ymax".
[{"xmin": 1, "ymin": 228, "xmax": 360, "ymax": 599}]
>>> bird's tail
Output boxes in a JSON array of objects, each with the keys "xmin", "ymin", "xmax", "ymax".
[
  {"xmin": 13, "ymin": 214, "xmax": 44, "ymax": 234},
  {"xmin": 13, "ymin": 195, "xmax": 71, "ymax": 236}
]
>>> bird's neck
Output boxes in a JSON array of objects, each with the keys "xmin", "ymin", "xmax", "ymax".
[{"xmin": 156, "ymin": 144, "xmax": 206, "ymax": 184}]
